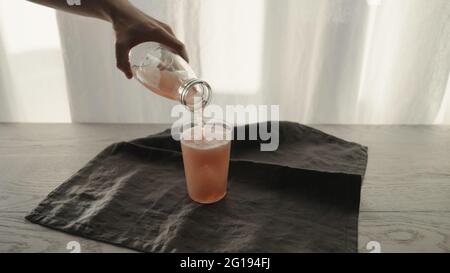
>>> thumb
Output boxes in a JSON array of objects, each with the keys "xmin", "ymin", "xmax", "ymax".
[{"xmin": 115, "ymin": 41, "xmax": 133, "ymax": 79}]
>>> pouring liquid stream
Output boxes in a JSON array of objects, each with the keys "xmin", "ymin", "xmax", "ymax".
[{"xmin": 192, "ymin": 94, "xmax": 206, "ymax": 140}]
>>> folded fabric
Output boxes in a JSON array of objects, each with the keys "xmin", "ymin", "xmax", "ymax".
[{"xmin": 26, "ymin": 122, "xmax": 368, "ymax": 252}]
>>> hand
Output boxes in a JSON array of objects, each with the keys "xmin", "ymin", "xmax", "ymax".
[
  {"xmin": 27, "ymin": 0, "xmax": 187, "ymax": 79},
  {"xmin": 112, "ymin": 10, "xmax": 189, "ymax": 79}
]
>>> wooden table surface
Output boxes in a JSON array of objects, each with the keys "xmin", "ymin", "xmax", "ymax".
[{"xmin": 0, "ymin": 123, "xmax": 449, "ymax": 253}]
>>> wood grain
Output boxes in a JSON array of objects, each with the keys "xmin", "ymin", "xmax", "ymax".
[
  {"xmin": 1, "ymin": 123, "xmax": 449, "ymax": 252},
  {"xmin": 359, "ymin": 212, "xmax": 450, "ymax": 253},
  {"xmin": 315, "ymin": 125, "xmax": 450, "ymax": 212},
  {"xmin": 1, "ymin": 211, "xmax": 449, "ymax": 253},
  {"xmin": 0, "ymin": 212, "xmax": 135, "ymax": 253}
]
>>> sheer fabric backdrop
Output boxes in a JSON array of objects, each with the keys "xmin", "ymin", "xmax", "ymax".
[{"xmin": 0, "ymin": 0, "xmax": 449, "ymax": 124}]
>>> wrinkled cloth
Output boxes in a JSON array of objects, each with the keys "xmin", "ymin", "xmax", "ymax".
[{"xmin": 26, "ymin": 122, "xmax": 368, "ymax": 253}]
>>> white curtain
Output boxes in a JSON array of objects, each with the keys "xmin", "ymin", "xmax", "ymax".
[
  {"xmin": 0, "ymin": 0, "xmax": 71, "ymax": 122},
  {"xmin": 1, "ymin": 0, "xmax": 449, "ymax": 124}
]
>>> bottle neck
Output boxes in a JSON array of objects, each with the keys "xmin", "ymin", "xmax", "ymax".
[{"xmin": 178, "ymin": 79, "xmax": 212, "ymax": 111}]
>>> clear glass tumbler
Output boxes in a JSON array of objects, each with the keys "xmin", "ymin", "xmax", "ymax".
[{"xmin": 180, "ymin": 120, "xmax": 232, "ymax": 204}]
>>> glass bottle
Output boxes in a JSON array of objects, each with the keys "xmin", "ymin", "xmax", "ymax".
[{"xmin": 129, "ymin": 42, "xmax": 211, "ymax": 111}]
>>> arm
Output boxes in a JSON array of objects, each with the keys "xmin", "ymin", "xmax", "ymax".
[{"xmin": 27, "ymin": 0, "xmax": 188, "ymax": 79}]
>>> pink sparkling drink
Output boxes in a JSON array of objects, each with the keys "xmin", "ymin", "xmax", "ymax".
[{"xmin": 180, "ymin": 123, "xmax": 232, "ymax": 204}]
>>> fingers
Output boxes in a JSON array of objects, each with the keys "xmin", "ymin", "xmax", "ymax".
[
  {"xmin": 114, "ymin": 25, "xmax": 189, "ymax": 79},
  {"xmin": 156, "ymin": 30, "xmax": 190, "ymax": 63},
  {"xmin": 159, "ymin": 22, "xmax": 175, "ymax": 35},
  {"xmin": 153, "ymin": 20, "xmax": 189, "ymax": 62},
  {"xmin": 115, "ymin": 41, "xmax": 133, "ymax": 79}
]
